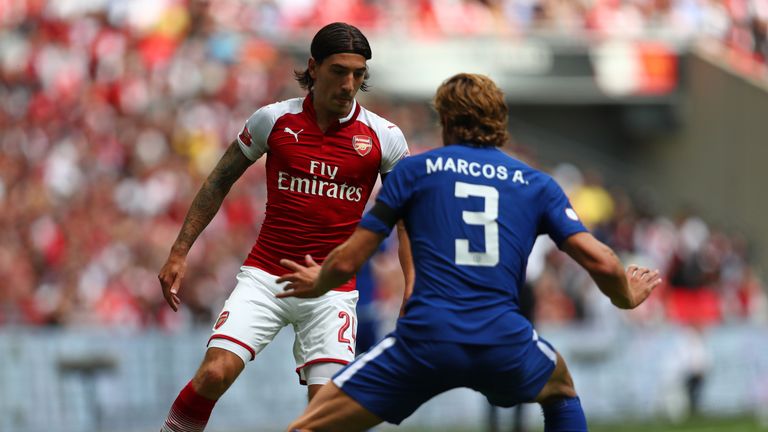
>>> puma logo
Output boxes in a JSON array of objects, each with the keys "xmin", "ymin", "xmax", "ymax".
[{"xmin": 284, "ymin": 127, "xmax": 303, "ymax": 142}]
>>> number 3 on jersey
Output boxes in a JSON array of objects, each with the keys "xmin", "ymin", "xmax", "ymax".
[{"xmin": 454, "ymin": 181, "xmax": 499, "ymax": 266}]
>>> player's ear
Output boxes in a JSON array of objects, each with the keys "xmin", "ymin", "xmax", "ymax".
[{"xmin": 308, "ymin": 57, "xmax": 317, "ymax": 80}]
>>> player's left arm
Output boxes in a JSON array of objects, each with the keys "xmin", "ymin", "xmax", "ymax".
[
  {"xmin": 541, "ymin": 176, "xmax": 660, "ymax": 309},
  {"xmin": 378, "ymin": 123, "xmax": 414, "ymax": 315},
  {"xmin": 276, "ymin": 228, "xmax": 386, "ymax": 299},
  {"xmin": 381, "ymin": 171, "xmax": 415, "ymax": 316},
  {"xmin": 395, "ymin": 221, "xmax": 414, "ymax": 316}
]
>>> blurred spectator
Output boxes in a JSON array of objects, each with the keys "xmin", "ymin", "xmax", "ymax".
[{"xmin": 570, "ymin": 169, "xmax": 615, "ymax": 230}]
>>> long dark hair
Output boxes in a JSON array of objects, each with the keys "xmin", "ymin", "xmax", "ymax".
[{"xmin": 294, "ymin": 22, "xmax": 372, "ymax": 92}]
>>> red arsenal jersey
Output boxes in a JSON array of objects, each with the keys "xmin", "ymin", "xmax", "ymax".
[{"xmin": 236, "ymin": 96, "xmax": 409, "ymax": 291}]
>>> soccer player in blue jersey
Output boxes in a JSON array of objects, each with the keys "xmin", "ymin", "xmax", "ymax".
[{"xmin": 276, "ymin": 73, "xmax": 662, "ymax": 432}]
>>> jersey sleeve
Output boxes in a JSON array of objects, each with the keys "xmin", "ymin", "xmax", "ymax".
[
  {"xmin": 360, "ymin": 157, "xmax": 417, "ymax": 235},
  {"xmin": 236, "ymin": 106, "xmax": 275, "ymax": 161},
  {"xmin": 539, "ymin": 176, "xmax": 589, "ymax": 246},
  {"xmin": 379, "ymin": 123, "xmax": 410, "ymax": 174}
]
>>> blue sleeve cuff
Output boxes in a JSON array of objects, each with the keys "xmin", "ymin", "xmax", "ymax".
[
  {"xmin": 359, "ymin": 212, "xmax": 394, "ymax": 236},
  {"xmin": 552, "ymin": 226, "xmax": 589, "ymax": 248}
]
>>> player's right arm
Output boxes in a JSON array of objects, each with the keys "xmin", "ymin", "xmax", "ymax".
[
  {"xmin": 158, "ymin": 140, "xmax": 254, "ymax": 311},
  {"xmin": 561, "ymin": 232, "xmax": 661, "ymax": 309}
]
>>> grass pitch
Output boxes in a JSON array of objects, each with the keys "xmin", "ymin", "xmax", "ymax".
[{"xmin": 388, "ymin": 414, "xmax": 767, "ymax": 432}]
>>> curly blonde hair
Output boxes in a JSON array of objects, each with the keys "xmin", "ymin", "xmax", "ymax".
[{"xmin": 433, "ymin": 73, "xmax": 510, "ymax": 148}]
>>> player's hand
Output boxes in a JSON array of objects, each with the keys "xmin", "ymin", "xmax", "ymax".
[
  {"xmin": 626, "ymin": 264, "xmax": 662, "ymax": 308},
  {"xmin": 158, "ymin": 254, "xmax": 187, "ymax": 312},
  {"xmin": 275, "ymin": 255, "xmax": 323, "ymax": 299}
]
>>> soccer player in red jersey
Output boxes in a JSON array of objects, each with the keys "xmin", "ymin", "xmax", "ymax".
[{"xmin": 157, "ymin": 23, "xmax": 412, "ymax": 432}]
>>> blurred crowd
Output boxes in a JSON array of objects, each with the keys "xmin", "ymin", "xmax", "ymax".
[
  {"xmin": 0, "ymin": 0, "xmax": 765, "ymax": 330},
  {"xmin": 3, "ymin": 0, "xmax": 768, "ymax": 42},
  {"xmin": 526, "ymin": 164, "xmax": 767, "ymax": 328},
  {"xmin": 2, "ymin": 0, "xmax": 767, "ymax": 61}
]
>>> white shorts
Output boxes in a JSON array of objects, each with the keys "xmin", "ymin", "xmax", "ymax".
[{"xmin": 208, "ymin": 266, "xmax": 359, "ymax": 385}]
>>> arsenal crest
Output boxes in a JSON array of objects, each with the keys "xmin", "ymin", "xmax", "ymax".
[
  {"xmin": 352, "ymin": 135, "xmax": 372, "ymax": 157},
  {"xmin": 214, "ymin": 311, "xmax": 230, "ymax": 330}
]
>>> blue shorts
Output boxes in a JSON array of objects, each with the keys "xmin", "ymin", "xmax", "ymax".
[{"xmin": 331, "ymin": 330, "xmax": 558, "ymax": 425}]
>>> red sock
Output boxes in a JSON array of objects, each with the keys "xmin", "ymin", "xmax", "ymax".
[{"xmin": 161, "ymin": 381, "xmax": 217, "ymax": 432}]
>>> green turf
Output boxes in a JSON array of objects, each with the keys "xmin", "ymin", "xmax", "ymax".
[
  {"xmin": 388, "ymin": 415, "xmax": 767, "ymax": 432},
  {"xmin": 589, "ymin": 415, "xmax": 766, "ymax": 432}
]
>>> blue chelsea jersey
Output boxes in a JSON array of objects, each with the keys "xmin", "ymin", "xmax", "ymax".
[{"xmin": 360, "ymin": 144, "xmax": 587, "ymax": 345}]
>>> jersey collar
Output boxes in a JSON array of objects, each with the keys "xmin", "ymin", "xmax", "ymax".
[
  {"xmin": 338, "ymin": 98, "xmax": 359, "ymax": 124},
  {"xmin": 303, "ymin": 94, "xmax": 361, "ymax": 130}
]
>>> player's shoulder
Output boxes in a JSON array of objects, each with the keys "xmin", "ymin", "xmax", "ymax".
[
  {"xmin": 508, "ymin": 159, "xmax": 562, "ymax": 196},
  {"xmin": 494, "ymin": 151, "xmax": 552, "ymax": 182},
  {"xmin": 390, "ymin": 147, "xmax": 448, "ymax": 177},
  {"xmin": 249, "ymin": 97, "xmax": 304, "ymax": 122},
  {"xmin": 356, "ymin": 105, "xmax": 404, "ymax": 139}
]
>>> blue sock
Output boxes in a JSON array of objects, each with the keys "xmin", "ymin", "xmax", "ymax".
[{"xmin": 541, "ymin": 396, "xmax": 588, "ymax": 432}]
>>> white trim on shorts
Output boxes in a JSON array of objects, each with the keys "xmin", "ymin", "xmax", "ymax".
[
  {"xmin": 303, "ymin": 362, "xmax": 347, "ymax": 386},
  {"xmin": 333, "ymin": 336, "xmax": 396, "ymax": 388},
  {"xmin": 208, "ymin": 335, "xmax": 255, "ymax": 365},
  {"xmin": 296, "ymin": 358, "xmax": 351, "ymax": 385},
  {"xmin": 533, "ymin": 329, "xmax": 557, "ymax": 363},
  {"xmin": 208, "ymin": 266, "xmax": 359, "ymax": 382}
]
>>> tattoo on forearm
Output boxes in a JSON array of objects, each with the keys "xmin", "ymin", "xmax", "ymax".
[{"xmin": 173, "ymin": 143, "xmax": 250, "ymax": 253}]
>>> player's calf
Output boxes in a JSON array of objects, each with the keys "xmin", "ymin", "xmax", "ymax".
[
  {"xmin": 535, "ymin": 351, "xmax": 586, "ymax": 431},
  {"xmin": 160, "ymin": 381, "xmax": 217, "ymax": 432},
  {"xmin": 541, "ymin": 396, "xmax": 587, "ymax": 432},
  {"xmin": 161, "ymin": 348, "xmax": 245, "ymax": 432}
]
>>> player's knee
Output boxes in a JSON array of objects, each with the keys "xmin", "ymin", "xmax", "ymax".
[
  {"xmin": 192, "ymin": 362, "xmax": 237, "ymax": 398},
  {"xmin": 539, "ymin": 373, "xmax": 577, "ymax": 404},
  {"xmin": 192, "ymin": 348, "xmax": 244, "ymax": 397},
  {"xmin": 536, "ymin": 353, "xmax": 578, "ymax": 404},
  {"xmin": 538, "ymin": 379, "xmax": 577, "ymax": 405}
]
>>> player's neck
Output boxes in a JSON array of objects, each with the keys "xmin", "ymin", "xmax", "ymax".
[
  {"xmin": 442, "ymin": 130, "xmax": 457, "ymax": 147},
  {"xmin": 313, "ymin": 100, "xmax": 353, "ymax": 133},
  {"xmin": 315, "ymin": 111, "xmax": 336, "ymax": 133}
]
